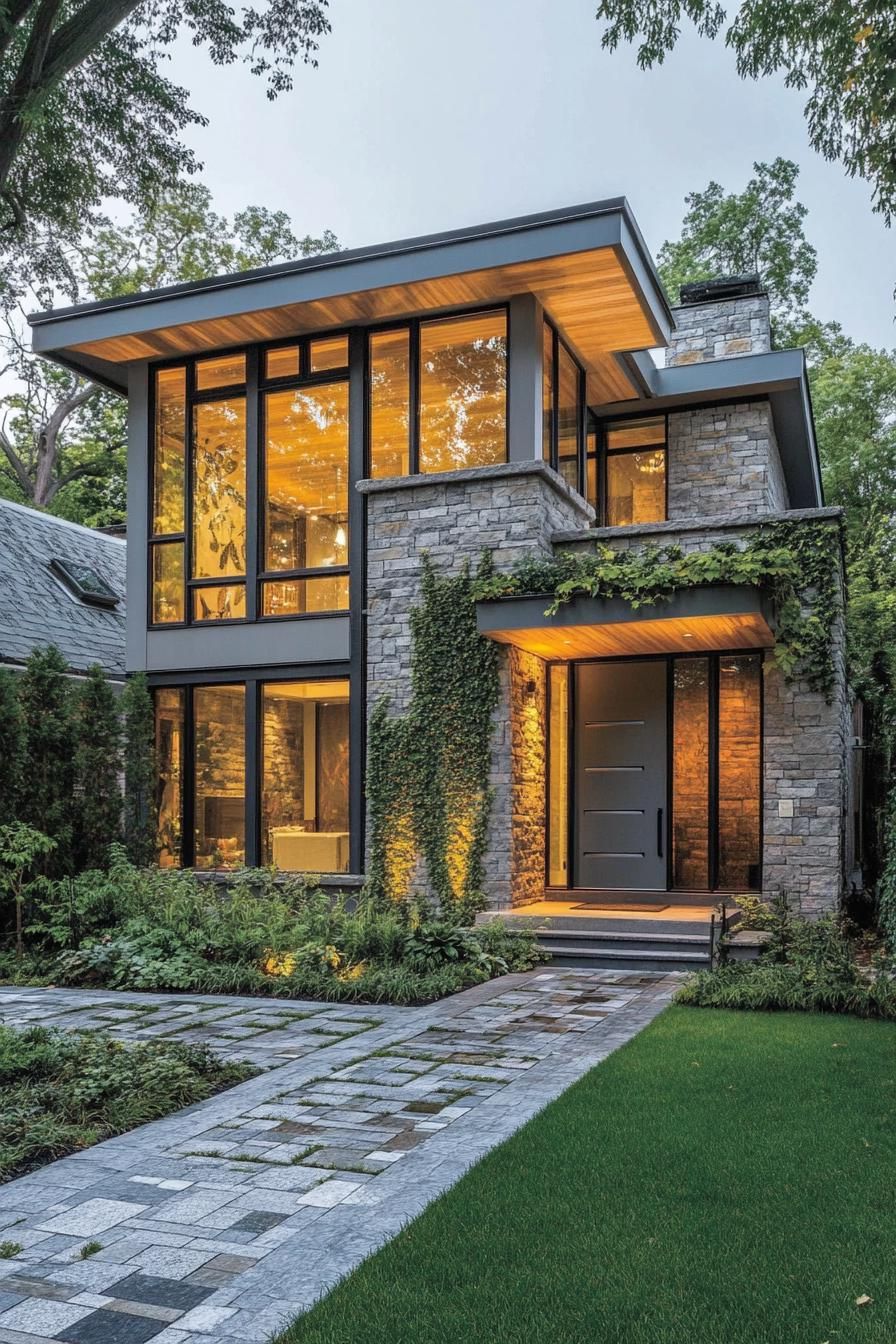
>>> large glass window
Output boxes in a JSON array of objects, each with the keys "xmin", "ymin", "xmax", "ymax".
[
  {"xmin": 151, "ymin": 677, "xmax": 352, "ymax": 872},
  {"xmin": 547, "ymin": 665, "xmax": 569, "ymax": 887},
  {"xmin": 604, "ymin": 417, "xmax": 667, "ymax": 526},
  {"xmin": 263, "ymin": 382, "xmax": 349, "ymax": 616},
  {"xmin": 192, "ymin": 397, "xmax": 247, "ymax": 584},
  {"xmin": 261, "ymin": 680, "xmax": 350, "ymax": 871},
  {"xmin": 542, "ymin": 320, "xmax": 584, "ymax": 493},
  {"xmin": 672, "ymin": 658, "xmax": 710, "ymax": 890},
  {"xmin": 150, "ymin": 368, "xmax": 186, "ymax": 624},
  {"xmin": 718, "ymin": 655, "xmax": 762, "ymax": 889},
  {"xmin": 193, "ymin": 684, "xmax": 246, "ymax": 870},
  {"xmin": 154, "ymin": 689, "xmax": 184, "ymax": 869},
  {"xmin": 369, "ymin": 329, "xmax": 411, "ymax": 478},
  {"xmin": 419, "ymin": 311, "xmax": 507, "ymax": 472}
]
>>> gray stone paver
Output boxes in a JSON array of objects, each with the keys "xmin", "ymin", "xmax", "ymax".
[{"xmin": 0, "ymin": 969, "xmax": 679, "ymax": 1341}]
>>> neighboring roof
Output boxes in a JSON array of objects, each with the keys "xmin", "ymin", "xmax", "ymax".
[
  {"xmin": 0, "ymin": 499, "xmax": 126, "ymax": 678},
  {"xmin": 601, "ymin": 348, "xmax": 824, "ymax": 509},
  {"xmin": 27, "ymin": 198, "xmax": 674, "ymax": 396}
]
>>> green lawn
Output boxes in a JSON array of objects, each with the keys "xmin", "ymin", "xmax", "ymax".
[{"xmin": 278, "ymin": 1007, "xmax": 896, "ymax": 1344}]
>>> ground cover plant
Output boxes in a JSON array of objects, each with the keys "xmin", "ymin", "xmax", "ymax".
[
  {"xmin": 0, "ymin": 849, "xmax": 540, "ymax": 1006},
  {"xmin": 679, "ymin": 895, "xmax": 896, "ymax": 1020},
  {"xmin": 0, "ymin": 1025, "xmax": 254, "ymax": 1183},
  {"xmin": 275, "ymin": 1007, "xmax": 896, "ymax": 1344}
]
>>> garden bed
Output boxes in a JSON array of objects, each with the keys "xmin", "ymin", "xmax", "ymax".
[
  {"xmin": 1, "ymin": 852, "xmax": 541, "ymax": 1006},
  {"xmin": 0, "ymin": 1025, "xmax": 254, "ymax": 1184}
]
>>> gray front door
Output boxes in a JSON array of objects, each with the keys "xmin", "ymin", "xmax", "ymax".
[{"xmin": 574, "ymin": 660, "xmax": 668, "ymax": 890}]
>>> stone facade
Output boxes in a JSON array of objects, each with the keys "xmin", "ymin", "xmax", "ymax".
[
  {"xmin": 667, "ymin": 401, "xmax": 788, "ymax": 520},
  {"xmin": 359, "ymin": 461, "xmax": 591, "ymax": 909},
  {"xmin": 667, "ymin": 291, "xmax": 772, "ymax": 365}
]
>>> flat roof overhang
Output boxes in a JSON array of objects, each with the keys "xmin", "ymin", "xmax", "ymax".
[
  {"xmin": 599, "ymin": 349, "xmax": 824, "ymax": 509},
  {"xmin": 28, "ymin": 198, "xmax": 674, "ymax": 397},
  {"xmin": 476, "ymin": 584, "xmax": 775, "ymax": 660}
]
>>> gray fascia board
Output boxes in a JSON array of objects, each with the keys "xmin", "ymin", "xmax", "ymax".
[
  {"xmin": 476, "ymin": 584, "xmax": 771, "ymax": 639},
  {"xmin": 29, "ymin": 198, "xmax": 672, "ymax": 359}
]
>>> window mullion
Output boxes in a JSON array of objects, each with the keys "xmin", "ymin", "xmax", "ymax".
[{"xmin": 245, "ymin": 348, "xmax": 260, "ymax": 622}]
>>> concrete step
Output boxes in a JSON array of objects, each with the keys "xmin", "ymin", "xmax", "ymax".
[{"xmin": 537, "ymin": 943, "xmax": 710, "ymax": 972}]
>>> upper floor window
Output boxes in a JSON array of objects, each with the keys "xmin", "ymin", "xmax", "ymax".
[
  {"xmin": 149, "ymin": 335, "xmax": 350, "ymax": 626},
  {"xmin": 368, "ymin": 308, "xmax": 507, "ymax": 478},
  {"xmin": 542, "ymin": 319, "xmax": 584, "ymax": 494},
  {"xmin": 589, "ymin": 415, "xmax": 667, "ymax": 527}
]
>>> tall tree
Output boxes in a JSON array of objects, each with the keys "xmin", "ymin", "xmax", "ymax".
[
  {"xmin": 0, "ymin": 668, "xmax": 25, "ymax": 824},
  {"xmin": 0, "ymin": 182, "xmax": 339, "ymax": 521},
  {"xmin": 657, "ymin": 159, "xmax": 818, "ymax": 340},
  {"xmin": 595, "ymin": 0, "xmax": 896, "ymax": 223},
  {"xmin": 16, "ymin": 644, "xmax": 75, "ymax": 874},
  {"xmin": 0, "ymin": 1, "xmax": 331, "ymax": 298},
  {"xmin": 73, "ymin": 664, "xmax": 122, "ymax": 870},
  {"xmin": 122, "ymin": 672, "xmax": 156, "ymax": 868}
]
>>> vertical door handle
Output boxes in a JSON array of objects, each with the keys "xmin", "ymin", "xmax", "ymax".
[{"xmin": 657, "ymin": 808, "xmax": 664, "ymax": 858}]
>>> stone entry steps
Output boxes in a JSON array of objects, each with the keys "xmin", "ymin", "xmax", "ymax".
[{"xmin": 486, "ymin": 909, "xmax": 742, "ymax": 972}]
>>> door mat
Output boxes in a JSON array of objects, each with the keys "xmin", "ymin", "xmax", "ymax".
[{"xmin": 571, "ymin": 902, "xmax": 670, "ymax": 913}]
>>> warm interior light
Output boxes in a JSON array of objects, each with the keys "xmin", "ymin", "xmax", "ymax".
[{"xmin": 334, "ymin": 524, "xmax": 347, "ymax": 549}]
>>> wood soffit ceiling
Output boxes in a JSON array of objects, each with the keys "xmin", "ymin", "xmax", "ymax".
[
  {"xmin": 482, "ymin": 611, "xmax": 775, "ymax": 661},
  {"xmin": 68, "ymin": 246, "xmax": 650, "ymax": 400}
]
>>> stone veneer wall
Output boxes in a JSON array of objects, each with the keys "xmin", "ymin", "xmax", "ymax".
[
  {"xmin": 667, "ymin": 401, "xmax": 789, "ymax": 520},
  {"xmin": 554, "ymin": 509, "xmax": 849, "ymax": 915},
  {"xmin": 359, "ymin": 461, "xmax": 593, "ymax": 910},
  {"xmin": 667, "ymin": 293, "xmax": 772, "ymax": 366}
]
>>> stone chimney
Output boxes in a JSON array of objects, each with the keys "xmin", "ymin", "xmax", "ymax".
[{"xmin": 667, "ymin": 275, "xmax": 771, "ymax": 366}]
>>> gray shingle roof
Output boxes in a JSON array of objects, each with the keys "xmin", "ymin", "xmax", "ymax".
[{"xmin": 0, "ymin": 499, "xmax": 126, "ymax": 678}]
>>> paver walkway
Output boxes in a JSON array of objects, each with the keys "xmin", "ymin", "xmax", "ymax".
[{"xmin": 0, "ymin": 970, "xmax": 679, "ymax": 1343}]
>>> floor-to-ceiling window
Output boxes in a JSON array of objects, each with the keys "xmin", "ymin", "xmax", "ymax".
[{"xmin": 152, "ymin": 677, "xmax": 351, "ymax": 873}]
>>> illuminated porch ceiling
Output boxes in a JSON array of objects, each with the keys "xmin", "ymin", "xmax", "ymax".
[
  {"xmin": 476, "ymin": 586, "xmax": 775, "ymax": 660},
  {"xmin": 28, "ymin": 199, "xmax": 673, "ymax": 397}
]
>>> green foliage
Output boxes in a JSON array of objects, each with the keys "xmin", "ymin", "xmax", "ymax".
[
  {"xmin": 367, "ymin": 555, "xmax": 501, "ymax": 911},
  {"xmin": 656, "ymin": 158, "xmax": 817, "ymax": 336},
  {"xmin": 0, "ymin": 823, "xmax": 56, "ymax": 960},
  {"xmin": 14, "ymin": 854, "xmax": 542, "ymax": 1006},
  {"xmin": 0, "ymin": 1242, "xmax": 21, "ymax": 1259},
  {"xmin": 122, "ymin": 673, "xmax": 157, "ymax": 868},
  {"xmin": 15, "ymin": 646, "xmax": 76, "ymax": 875},
  {"xmin": 476, "ymin": 521, "xmax": 842, "ymax": 698},
  {"xmin": 0, "ymin": 670, "xmax": 25, "ymax": 825},
  {"xmin": 73, "ymin": 666, "xmax": 122, "ymax": 872},
  {"xmin": 0, "ymin": 3, "xmax": 332, "ymax": 300},
  {"xmin": 1, "ymin": 182, "xmax": 340, "ymax": 522},
  {"xmin": 679, "ymin": 894, "xmax": 895, "ymax": 1018},
  {"xmin": 79, "ymin": 1242, "xmax": 102, "ymax": 1259},
  {"xmin": 0, "ymin": 1025, "xmax": 253, "ymax": 1183},
  {"xmin": 595, "ymin": 2, "xmax": 896, "ymax": 224}
]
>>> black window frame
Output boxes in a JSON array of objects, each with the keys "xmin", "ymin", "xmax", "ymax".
[
  {"xmin": 147, "ymin": 333, "xmax": 352, "ymax": 630},
  {"xmin": 541, "ymin": 317, "xmax": 586, "ymax": 498},
  {"xmin": 149, "ymin": 666, "xmax": 355, "ymax": 873},
  {"xmin": 366, "ymin": 303, "xmax": 510, "ymax": 479},
  {"xmin": 589, "ymin": 412, "xmax": 669, "ymax": 527}
]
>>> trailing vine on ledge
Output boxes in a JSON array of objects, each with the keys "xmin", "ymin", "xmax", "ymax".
[
  {"xmin": 474, "ymin": 520, "xmax": 843, "ymax": 699},
  {"xmin": 367, "ymin": 554, "xmax": 500, "ymax": 913}
]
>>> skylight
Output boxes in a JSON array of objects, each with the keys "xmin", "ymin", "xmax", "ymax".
[{"xmin": 50, "ymin": 558, "xmax": 120, "ymax": 609}]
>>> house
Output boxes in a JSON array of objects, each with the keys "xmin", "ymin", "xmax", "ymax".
[
  {"xmin": 28, "ymin": 199, "xmax": 852, "ymax": 920},
  {"xmin": 0, "ymin": 497, "xmax": 126, "ymax": 683}
]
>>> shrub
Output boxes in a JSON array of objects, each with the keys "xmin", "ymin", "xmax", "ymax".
[
  {"xmin": 0, "ymin": 1025, "xmax": 254, "ymax": 1182},
  {"xmin": 30, "ymin": 856, "xmax": 543, "ymax": 1006},
  {"xmin": 679, "ymin": 894, "xmax": 895, "ymax": 1020}
]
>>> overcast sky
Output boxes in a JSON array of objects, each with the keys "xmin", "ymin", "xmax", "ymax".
[{"xmin": 167, "ymin": 0, "xmax": 894, "ymax": 349}]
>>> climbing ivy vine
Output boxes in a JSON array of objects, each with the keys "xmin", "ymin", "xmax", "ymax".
[
  {"xmin": 367, "ymin": 554, "xmax": 500, "ymax": 913},
  {"xmin": 475, "ymin": 520, "xmax": 843, "ymax": 699}
]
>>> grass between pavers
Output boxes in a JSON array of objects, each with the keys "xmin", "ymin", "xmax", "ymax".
[
  {"xmin": 0, "ymin": 1025, "xmax": 256, "ymax": 1183},
  {"xmin": 276, "ymin": 1007, "xmax": 896, "ymax": 1344}
]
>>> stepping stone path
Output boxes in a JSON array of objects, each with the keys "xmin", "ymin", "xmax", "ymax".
[{"xmin": 0, "ymin": 970, "xmax": 680, "ymax": 1342}]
